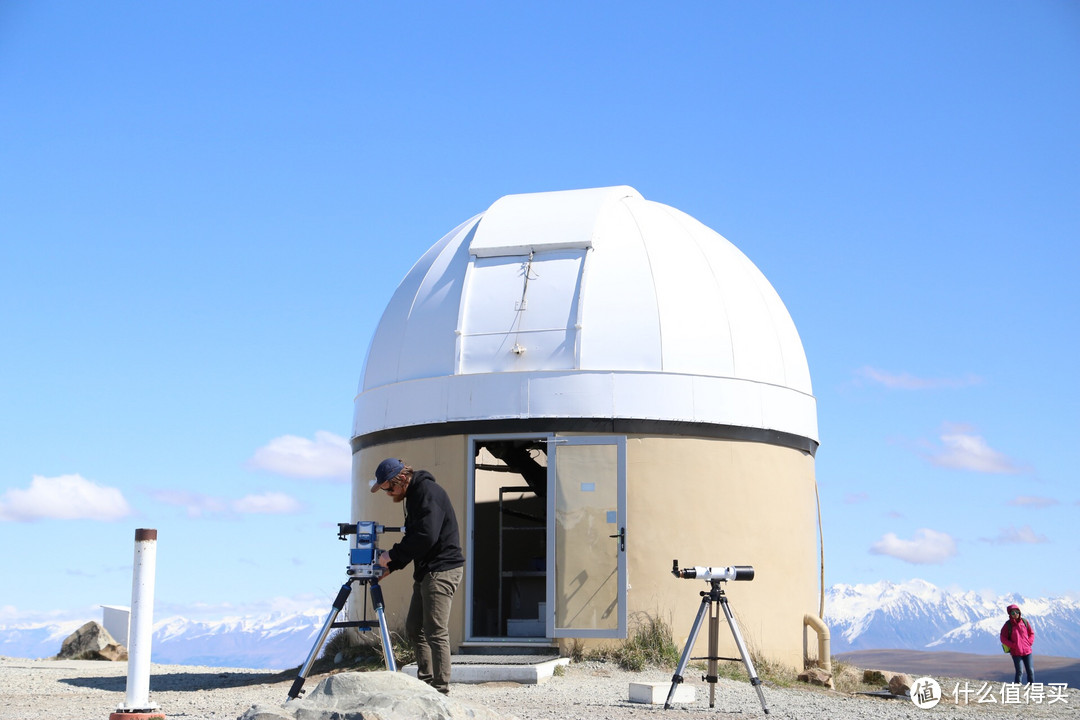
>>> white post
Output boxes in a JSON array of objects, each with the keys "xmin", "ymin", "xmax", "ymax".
[{"xmin": 119, "ymin": 528, "xmax": 159, "ymax": 713}]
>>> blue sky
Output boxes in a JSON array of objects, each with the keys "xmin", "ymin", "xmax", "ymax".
[{"xmin": 2, "ymin": 2, "xmax": 1078, "ymax": 627}]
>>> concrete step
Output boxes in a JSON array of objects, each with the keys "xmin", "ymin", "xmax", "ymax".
[
  {"xmin": 456, "ymin": 641, "xmax": 559, "ymax": 656},
  {"xmin": 401, "ymin": 655, "xmax": 569, "ymax": 684}
]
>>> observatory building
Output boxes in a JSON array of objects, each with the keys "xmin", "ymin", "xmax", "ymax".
[{"xmin": 352, "ymin": 186, "xmax": 823, "ymax": 669}]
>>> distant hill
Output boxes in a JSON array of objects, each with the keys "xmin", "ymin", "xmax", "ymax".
[
  {"xmin": 837, "ymin": 649, "xmax": 1080, "ymax": 687},
  {"xmin": 825, "ymin": 579, "xmax": 1080, "ymax": 658}
]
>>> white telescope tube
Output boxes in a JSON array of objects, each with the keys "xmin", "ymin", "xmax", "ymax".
[
  {"xmin": 678, "ymin": 565, "xmax": 755, "ymax": 582},
  {"xmin": 120, "ymin": 528, "xmax": 159, "ymax": 712}
]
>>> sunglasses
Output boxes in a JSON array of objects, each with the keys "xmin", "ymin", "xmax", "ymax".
[
  {"xmin": 1009, "ymin": 610, "xmax": 1021, "ymax": 615},
  {"xmin": 382, "ymin": 477, "xmax": 403, "ymax": 492}
]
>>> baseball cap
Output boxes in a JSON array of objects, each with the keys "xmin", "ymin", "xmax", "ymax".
[{"xmin": 369, "ymin": 458, "xmax": 405, "ymax": 493}]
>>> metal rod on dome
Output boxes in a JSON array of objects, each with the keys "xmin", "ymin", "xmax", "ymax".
[{"xmin": 116, "ymin": 528, "xmax": 161, "ymax": 716}]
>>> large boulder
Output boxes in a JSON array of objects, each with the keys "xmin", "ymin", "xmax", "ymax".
[
  {"xmin": 888, "ymin": 673, "xmax": 913, "ymax": 697},
  {"xmin": 797, "ymin": 666, "xmax": 832, "ymax": 687},
  {"xmin": 57, "ymin": 621, "xmax": 128, "ymax": 661},
  {"xmin": 240, "ymin": 671, "xmax": 517, "ymax": 720},
  {"xmin": 862, "ymin": 669, "xmax": 887, "ymax": 685}
]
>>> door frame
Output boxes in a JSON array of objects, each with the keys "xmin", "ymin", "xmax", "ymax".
[
  {"xmin": 546, "ymin": 435, "xmax": 627, "ymax": 639},
  {"xmin": 465, "ymin": 432, "xmax": 553, "ymax": 643}
]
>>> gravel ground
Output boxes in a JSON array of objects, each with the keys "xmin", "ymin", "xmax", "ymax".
[{"xmin": 2, "ymin": 656, "xmax": 1076, "ymax": 720}]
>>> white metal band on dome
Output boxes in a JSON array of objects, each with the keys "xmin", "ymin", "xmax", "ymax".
[{"xmin": 353, "ymin": 370, "xmax": 817, "ymax": 446}]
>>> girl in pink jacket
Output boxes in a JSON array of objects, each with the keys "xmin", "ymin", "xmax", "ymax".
[{"xmin": 999, "ymin": 603, "xmax": 1035, "ymax": 684}]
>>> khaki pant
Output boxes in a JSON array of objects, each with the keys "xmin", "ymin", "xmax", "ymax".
[{"xmin": 406, "ymin": 566, "xmax": 463, "ymax": 694}]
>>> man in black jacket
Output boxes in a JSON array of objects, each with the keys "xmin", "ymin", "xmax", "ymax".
[{"xmin": 372, "ymin": 458, "xmax": 464, "ymax": 694}]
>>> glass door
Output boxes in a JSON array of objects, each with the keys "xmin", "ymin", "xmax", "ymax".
[{"xmin": 546, "ymin": 436, "xmax": 626, "ymax": 638}]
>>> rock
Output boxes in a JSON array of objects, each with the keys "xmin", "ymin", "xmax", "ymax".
[
  {"xmin": 98, "ymin": 643, "xmax": 128, "ymax": 662},
  {"xmin": 57, "ymin": 621, "xmax": 128, "ymax": 661},
  {"xmin": 797, "ymin": 667, "xmax": 832, "ymax": 687},
  {"xmin": 240, "ymin": 671, "xmax": 518, "ymax": 720},
  {"xmin": 888, "ymin": 673, "xmax": 913, "ymax": 697},
  {"xmin": 862, "ymin": 669, "xmax": 886, "ymax": 685}
]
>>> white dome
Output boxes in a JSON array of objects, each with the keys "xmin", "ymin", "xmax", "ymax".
[{"xmin": 354, "ymin": 186, "xmax": 817, "ymax": 447}]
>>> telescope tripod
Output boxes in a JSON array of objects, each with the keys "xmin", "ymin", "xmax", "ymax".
[
  {"xmin": 287, "ymin": 575, "xmax": 396, "ymax": 700},
  {"xmin": 664, "ymin": 580, "xmax": 769, "ymax": 714}
]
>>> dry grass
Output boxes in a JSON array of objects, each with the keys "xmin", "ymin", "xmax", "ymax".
[
  {"xmin": 300, "ymin": 627, "xmax": 415, "ymax": 676},
  {"xmin": 573, "ymin": 613, "xmax": 682, "ymax": 671}
]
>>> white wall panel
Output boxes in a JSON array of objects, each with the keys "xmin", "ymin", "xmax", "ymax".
[
  {"xmin": 361, "ymin": 217, "xmax": 478, "ymax": 390},
  {"xmin": 381, "ymin": 378, "xmax": 449, "ymax": 429},
  {"xmin": 445, "ymin": 373, "xmax": 529, "ymax": 421},
  {"xmin": 459, "ymin": 250, "xmax": 585, "ymax": 374},
  {"xmin": 611, "ymin": 372, "xmax": 695, "ymax": 421},
  {"xmin": 578, "ymin": 199, "xmax": 664, "ymax": 372},
  {"xmin": 691, "ymin": 375, "xmax": 765, "ymax": 428},
  {"xmin": 526, "ymin": 372, "xmax": 614, "ymax": 417},
  {"xmin": 633, "ymin": 201, "xmax": 737, "ymax": 378},
  {"xmin": 395, "ymin": 222, "xmax": 476, "ymax": 383}
]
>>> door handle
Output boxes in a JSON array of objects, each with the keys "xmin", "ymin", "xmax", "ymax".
[{"xmin": 609, "ymin": 527, "xmax": 625, "ymax": 551}]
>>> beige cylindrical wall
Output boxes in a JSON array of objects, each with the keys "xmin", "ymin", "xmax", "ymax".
[
  {"xmin": 352, "ymin": 436, "xmax": 471, "ymax": 652},
  {"xmin": 622, "ymin": 436, "xmax": 819, "ymax": 670},
  {"xmin": 351, "ymin": 432, "xmax": 819, "ymax": 670}
]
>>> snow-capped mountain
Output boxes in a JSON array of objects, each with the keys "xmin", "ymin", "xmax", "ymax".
[
  {"xmin": 150, "ymin": 609, "xmax": 327, "ymax": 668},
  {"xmin": 0, "ymin": 609, "xmax": 327, "ymax": 669},
  {"xmin": 825, "ymin": 579, "xmax": 1080, "ymax": 658},
  {"xmin": 0, "ymin": 619, "xmax": 87, "ymax": 663},
  {"xmin": 5, "ymin": 579, "xmax": 1079, "ymax": 667}
]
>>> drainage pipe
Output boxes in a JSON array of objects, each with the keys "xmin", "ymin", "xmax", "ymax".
[{"xmin": 803, "ymin": 613, "xmax": 832, "ymax": 678}]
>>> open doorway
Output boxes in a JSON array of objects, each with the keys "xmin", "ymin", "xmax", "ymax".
[{"xmin": 469, "ymin": 437, "xmax": 548, "ymax": 639}]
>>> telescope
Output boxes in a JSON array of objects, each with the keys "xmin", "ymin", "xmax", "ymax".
[
  {"xmin": 665, "ymin": 560, "xmax": 768, "ymax": 713},
  {"xmin": 288, "ymin": 521, "xmax": 402, "ymax": 700},
  {"xmin": 338, "ymin": 521, "xmax": 402, "ymax": 580},
  {"xmin": 671, "ymin": 560, "xmax": 754, "ymax": 583}
]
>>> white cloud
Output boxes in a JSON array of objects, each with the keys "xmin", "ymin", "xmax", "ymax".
[
  {"xmin": 149, "ymin": 490, "xmax": 229, "ymax": 518},
  {"xmin": 981, "ymin": 525, "xmax": 1049, "ymax": 545},
  {"xmin": 0, "ymin": 603, "xmax": 104, "ymax": 625},
  {"xmin": 233, "ymin": 492, "xmax": 303, "ymax": 515},
  {"xmin": 870, "ymin": 528, "xmax": 958, "ymax": 565},
  {"xmin": 0, "ymin": 474, "xmax": 131, "ymax": 522},
  {"xmin": 155, "ymin": 593, "xmax": 328, "ymax": 620},
  {"xmin": 1007, "ymin": 496, "xmax": 1058, "ymax": 508},
  {"xmin": 150, "ymin": 489, "xmax": 303, "ymax": 517},
  {"xmin": 926, "ymin": 425, "xmax": 1024, "ymax": 474},
  {"xmin": 248, "ymin": 431, "xmax": 350, "ymax": 480},
  {"xmin": 856, "ymin": 366, "xmax": 982, "ymax": 390}
]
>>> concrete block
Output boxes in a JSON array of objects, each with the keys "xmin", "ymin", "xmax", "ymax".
[{"xmin": 628, "ymin": 681, "xmax": 695, "ymax": 704}]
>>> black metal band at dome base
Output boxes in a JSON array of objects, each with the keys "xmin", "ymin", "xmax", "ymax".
[{"xmin": 352, "ymin": 417, "xmax": 818, "ymax": 456}]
